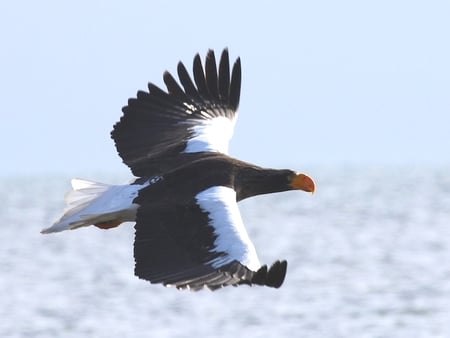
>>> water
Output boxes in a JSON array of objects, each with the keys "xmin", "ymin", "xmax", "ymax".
[{"xmin": 1, "ymin": 167, "xmax": 450, "ymax": 337}]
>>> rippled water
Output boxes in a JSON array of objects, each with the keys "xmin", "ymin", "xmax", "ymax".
[{"xmin": 1, "ymin": 167, "xmax": 450, "ymax": 337}]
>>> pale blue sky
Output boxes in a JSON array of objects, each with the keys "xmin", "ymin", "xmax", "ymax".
[{"xmin": 1, "ymin": 1, "xmax": 449, "ymax": 177}]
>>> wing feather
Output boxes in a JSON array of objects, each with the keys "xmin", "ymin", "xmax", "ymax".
[
  {"xmin": 163, "ymin": 71, "xmax": 189, "ymax": 101},
  {"xmin": 193, "ymin": 53, "xmax": 208, "ymax": 96},
  {"xmin": 111, "ymin": 48, "xmax": 241, "ymax": 177},
  {"xmin": 218, "ymin": 49, "xmax": 230, "ymax": 101},
  {"xmin": 133, "ymin": 185, "xmax": 287, "ymax": 290},
  {"xmin": 205, "ymin": 50, "xmax": 219, "ymax": 100},
  {"xmin": 229, "ymin": 57, "xmax": 241, "ymax": 111},
  {"xmin": 177, "ymin": 62, "xmax": 200, "ymax": 98}
]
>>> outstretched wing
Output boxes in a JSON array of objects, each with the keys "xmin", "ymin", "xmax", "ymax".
[
  {"xmin": 111, "ymin": 49, "xmax": 241, "ymax": 177},
  {"xmin": 133, "ymin": 185, "xmax": 287, "ymax": 291}
]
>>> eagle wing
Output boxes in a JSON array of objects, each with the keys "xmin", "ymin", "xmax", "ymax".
[
  {"xmin": 111, "ymin": 49, "xmax": 241, "ymax": 177},
  {"xmin": 133, "ymin": 185, "xmax": 287, "ymax": 290}
]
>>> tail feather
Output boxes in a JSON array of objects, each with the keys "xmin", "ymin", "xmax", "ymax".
[
  {"xmin": 42, "ymin": 178, "xmax": 146, "ymax": 234},
  {"xmin": 61, "ymin": 179, "xmax": 112, "ymax": 220}
]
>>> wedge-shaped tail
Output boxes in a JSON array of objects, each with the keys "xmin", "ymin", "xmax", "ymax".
[{"xmin": 42, "ymin": 178, "xmax": 147, "ymax": 234}]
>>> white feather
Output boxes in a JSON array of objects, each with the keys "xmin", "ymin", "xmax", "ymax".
[
  {"xmin": 61, "ymin": 179, "xmax": 111, "ymax": 219},
  {"xmin": 183, "ymin": 116, "xmax": 236, "ymax": 154},
  {"xmin": 195, "ymin": 186, "xmax": 261, "ymax": 271},
  {"xmin": 41, "ymin": 178, "xmax": 153, "ymax": 234}
]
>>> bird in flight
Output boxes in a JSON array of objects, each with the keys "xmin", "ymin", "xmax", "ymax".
[{"xmin": 42, "ymin": 49, "xmax": 315, "ymax": 291}]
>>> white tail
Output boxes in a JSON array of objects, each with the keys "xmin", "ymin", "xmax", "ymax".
[{"xmin": 42, "ymin": 178, "xmax": 147, "ymax": 234}]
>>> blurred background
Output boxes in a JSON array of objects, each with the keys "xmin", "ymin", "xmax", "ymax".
[
  {"xmin": 1, "ymin": 0, "xmax": 449, "ymax": 176},
  {"xmin": 1, "ymin": 1, "xmax": 449, "ymax": 337}
]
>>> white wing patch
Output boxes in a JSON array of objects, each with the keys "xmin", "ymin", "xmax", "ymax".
[
  {"xmin": 195, "ymin": 186, "xmax": 261, "ymax": 271},
  {"xmin": 183, "ymin": 116, "xmax": 236, "ymax": 154}
]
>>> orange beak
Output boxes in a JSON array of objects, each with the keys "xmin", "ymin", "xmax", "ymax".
[{"xmin": 290, "ymin": 173, "xmax": 316, "ymax": 193}]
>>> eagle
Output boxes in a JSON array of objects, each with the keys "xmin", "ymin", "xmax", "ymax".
[{"xmin": 42, "ymin": 49, "xmax": 315, "ymax": 291}]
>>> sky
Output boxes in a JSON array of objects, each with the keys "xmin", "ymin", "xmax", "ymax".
[{"xmin": 1, "ymin": 1, "xmax": 449, "ymax": 177}]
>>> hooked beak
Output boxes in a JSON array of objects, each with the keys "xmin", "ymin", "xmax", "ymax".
[{"xmin": 290, "ymin": 173, "xmax": 316, "ymax": 193}]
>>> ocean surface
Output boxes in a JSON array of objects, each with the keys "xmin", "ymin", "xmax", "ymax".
[{"xmin": 1, "ymin": 167, "xmax": 450, "ymax": 338}]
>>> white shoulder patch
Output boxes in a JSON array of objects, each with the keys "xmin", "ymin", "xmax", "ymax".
[
  {"xmin": 184, "ymin": 116, "xmax": 236, "ymax": 154},
  {"xmin": 195, "ymin": 186, "xmax": 261, "ymax": 271}
]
